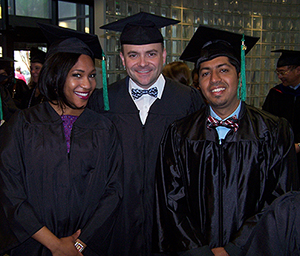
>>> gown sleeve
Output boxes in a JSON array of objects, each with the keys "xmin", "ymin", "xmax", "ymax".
[
  {"xmin": 78, "ymin": 122, "xmax": 123, "ymax": 255},
  {"xmin": 0, "ymin": 112, "xmax": 44, "ymax": 254}
]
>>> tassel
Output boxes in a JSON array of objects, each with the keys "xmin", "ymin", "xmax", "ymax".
[
  {"xmin": 102, "ymin": 52, "xmax": 110, "ymax": 111},
  {"xmin": 238, "ymin": 34, "xmax": 247, "ymax": 101}
]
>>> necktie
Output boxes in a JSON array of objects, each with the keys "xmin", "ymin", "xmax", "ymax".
[
  {"xmin": 132, "ymin": 87, "xmax": 158, "ymax": 100},
  {"xmin": 207, "ymin": 115, "xmax": 239, "ymax": 132}
]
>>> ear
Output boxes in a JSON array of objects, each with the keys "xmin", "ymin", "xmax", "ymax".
[
  {"xmin": 296, "ymin": 66, "xmax": 300, "ymax": 74},
  {"xmin": 119, "ymin": 52, "xmax": 126, "ymax": 67},
  {"xmin": 163, "ymin": 48, "xmax": 167, "ymax": 65}
]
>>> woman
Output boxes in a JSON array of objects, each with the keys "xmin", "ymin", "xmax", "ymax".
[
  {"xmin": 0, "ymin": 24, "xmax": 123, "ymax": 256},
  {"xmin": 20, "ymin": 47, "xmax": 46, "ymax": 109}
]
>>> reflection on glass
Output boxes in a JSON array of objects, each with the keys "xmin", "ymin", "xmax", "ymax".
[{"xmin": 15, "ymin": 0, "xmax": 51, "ymax": 18}]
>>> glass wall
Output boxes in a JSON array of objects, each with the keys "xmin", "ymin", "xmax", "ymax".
[
  {"xmin": 58, "ymin": 1, "xmax": 91, "ymax": 33},
  {"xmin": 102, "ymin": 0, "xmax": 300, "ymax": 108},
  {"xmin": 9, "ymin": 0, "xmax": 51, "ymax": 18}
]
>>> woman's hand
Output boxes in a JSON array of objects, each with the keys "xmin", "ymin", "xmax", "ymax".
[{"xmin": 32, "ymin": 227, "xmax": 83, "ymax": 256}]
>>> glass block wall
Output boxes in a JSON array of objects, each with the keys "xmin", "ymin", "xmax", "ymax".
[{"xmin": 102, "ymin": 0, "xmax": 300, "ymax": 108}]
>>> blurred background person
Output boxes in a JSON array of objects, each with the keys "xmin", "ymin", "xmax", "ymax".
[
  {"xmin": 0, "ymin": 57, "xmax": 28, "ymax": 109},
  {"xmin": 162, "ymin": 61, "xmax": 191, "ymax": 86},
  {"xmin": 20, "ymin": 47, "xmax": 46, "ymax": 108},
  {"xmin": 262, "ymin": 50, "xmax": 300, "ymax": 172},
  {"xmin": 15, "ymin": 67, "xmax": 27, "ymax": 84}
]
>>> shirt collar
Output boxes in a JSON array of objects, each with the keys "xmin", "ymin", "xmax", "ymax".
[
  {"xmin": 128, "ymin": 74, "xmax": 165, "ymax": 99},
  {"xmin": 209, "ymin": 100, "xmax": 241, "ymax": 121},
  {"xmin": 290, "ymin": 83, "xmax": 300, "ymax": 90}
]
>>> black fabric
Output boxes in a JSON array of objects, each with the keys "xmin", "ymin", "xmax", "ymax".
[
  {"xmin": 0, "ymin": 102, "xmax": 123, "ymax": 255},
  {"xmin": 88, "ymin": 76, "xmax": 205, "ymax": 256},
  {"xmin": 243, "ymin": 191, "xmax": 300, "ymax": 255},
  {"xmin": 262, "ymin": 83, "xmax": 300, "ymax": 173},
  {"xmin": 153, "ymin": 102, "xmax": 299, "ymax": 255},
  {"xmin": 20, "ymin": 84, "xmax": 45, "ymax": 109}
]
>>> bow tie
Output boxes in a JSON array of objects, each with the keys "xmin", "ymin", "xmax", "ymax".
[
  {"xmin": 131, "ymin": 87, "xmax": 158, "ymax": 100},
  {"xmin": 207, "ymin": 115, "xmax": 239, "ymax": 132}
]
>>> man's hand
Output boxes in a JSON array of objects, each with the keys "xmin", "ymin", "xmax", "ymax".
[{"xmin": 211, "ymin": 247, "xmax": 229, "ymax": 256}]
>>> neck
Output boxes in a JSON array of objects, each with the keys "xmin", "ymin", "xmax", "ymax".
[{"xmin": 49, "ymin": 102, "xmax": 84, "ymax": 116}]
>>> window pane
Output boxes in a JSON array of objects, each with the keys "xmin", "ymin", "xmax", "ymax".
[
  {"xmin": 15, "ymin": 0, "xmax": 51, "ymax": 18},
  {"xmin": 59, "ymin": 2, "xmax": 76, "ymax": 19}
]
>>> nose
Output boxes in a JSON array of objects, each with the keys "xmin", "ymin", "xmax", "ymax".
[
  {"xmin": 81, "ymin": 76, "xmax": 93, "ymax": 90},
  {"xmin": 138, "ymin": 56, "xmax": 148, "ymax": 67},
  {"xmin": 210, "ymin": 69, "xmax": 221, "ymax": 83}
]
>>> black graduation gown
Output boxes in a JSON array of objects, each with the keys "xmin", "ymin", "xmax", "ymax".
[
  {"xmin": 88, "ymin": 76, "xmax": 205, "ymax": 256},
  {"xmin": 243, "ymin": 191, "xmax": 300, "ymax": 256},
  {"xmin": 153, "ymin": 102, "xmax": 299, "ymax": 256},
  {"xmin": 0, "ymin": 102, "xmax": 123, "ymax": 256},
  {"xmin": 262, "ymin": 83, "xmax": 300, "ymax": 174}
]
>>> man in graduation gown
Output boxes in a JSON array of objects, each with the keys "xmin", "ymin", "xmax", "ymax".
[
  {"xmin": 88, "ymin": 12, "xmax": 205, "ymax": 256},
  {"xmin": 242, "ymin": 191, "xmax": 300, "ymax": 256},
  {"xmin": 152, "ymin": 26, "xmax": 299, "ymax": 256},
  {"xmin": 262, "ymin": 50, "xmax": 300, "ymax": 173}
]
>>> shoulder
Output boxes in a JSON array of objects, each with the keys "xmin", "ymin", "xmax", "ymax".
[
  {"xmin": 243, "ymin": 103, "xmax": 291, "ymax": 132},
  {"xmin": 79, "ymin": 108, "xmax": 116, "ymax": 131}
]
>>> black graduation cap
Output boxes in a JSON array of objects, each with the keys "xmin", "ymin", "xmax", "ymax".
[
  {"xmin": 272, "ymin": 49, "xmax": 300, "ymax": 68},
  {"xmin": 38, "ymin": 23, "xmax": 103, "ymax": 59},
  {"xmin": 180, "ymin": 25, "xmax": 259, "ymax": 68},
  {"xmin": 100, "ymin": 12, "xmax": 180, "ymax": 45},
  {"xmin": 30, "ymin": 47, "xmax": 46, "ymax": 64}
]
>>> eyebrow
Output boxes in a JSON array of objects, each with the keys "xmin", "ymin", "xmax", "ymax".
[
  {"xmin": 126, "ymin": 49, "xmax": 159, "ymax": 55},
  {"xmin": 200, "ymin": 63, "xmax": 230, "ymax": 71}
]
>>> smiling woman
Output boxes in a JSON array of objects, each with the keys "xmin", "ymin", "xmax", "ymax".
[{"xmin": 0, "ymin": 24, "xmax": 123, "ymax": 256}]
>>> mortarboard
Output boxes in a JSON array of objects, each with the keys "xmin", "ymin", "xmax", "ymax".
[
  {"xmin": 37, "ymin": 23, "xmax": 109, "ymax": 110},
  {"xmin": 38, "ymin": 23, "xmax": 103, "ymax": 59},
  {"xmin": 180, "ymin": 25, "xmax": 259, "ymax": 102},
  {"xmin": 272, "ymin": 49, "xmax": 300, "ymax": 68},
  {"xmin": 100, "ymin": 12, "xmax": 180, "ymax": 45},
  {"xmin": 30, "ymin": 47, "xmax": 46, "ymax": 64},
  {"xmin": 180, "ymin": 25, "xmax": 259, "ymax": 68}
]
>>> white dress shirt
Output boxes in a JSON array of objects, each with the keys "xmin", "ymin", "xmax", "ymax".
[{"xmin": 129, "ymin": 74, "xmax": 165, "ymax": 124}]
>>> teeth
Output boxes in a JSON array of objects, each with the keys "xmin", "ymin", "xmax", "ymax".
[
  {"xmin": 138, "ymin": 70, "xmax": 150, "ymax": 73},
  {"xmin": 75, "ymin": 92, "xmax": 88, "ymax": 97},
  {"xmin": 212, "ymin": 88, "xmax": 225, "ymax": 93}
]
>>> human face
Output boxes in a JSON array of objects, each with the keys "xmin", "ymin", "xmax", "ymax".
[
  {"xmin": 63, "ymin": 54, "xmax": 96, "ymax": 116},
  {"xmin": 120, "ymin": 43, "xmax": 166, "ymax": 89},
  {"xmin": 275, "ymin": 66, "xmax": 300, "ymax": 87},
  {"xmin": 199, "ymin": 56, "xmax": 240, "ymax": 119},
  {"xmin": 30, "ymin": 62, "xmax": 43, "ymax": 83}
]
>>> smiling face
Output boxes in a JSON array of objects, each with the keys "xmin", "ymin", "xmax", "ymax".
[
  {"xmin": 62, "ymin": 54, "xmax": 96, "ymax": 115},
  {"xmin": 276, "ymin": 65, "xmax": 300, "ymax": 87},
  {"xmin": 199, "ymin": 56, "xmax": 240, "ymax": 119},
  {"xmin": 120, "ymin": 43, "xmax": 166, "ymax": 89},
  {"xmin": 30, "ymin": 62, "xmax": 43, "ymax": 83}
]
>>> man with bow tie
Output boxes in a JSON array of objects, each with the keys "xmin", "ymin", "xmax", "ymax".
[
  {"xmin": 87, "ymin": 12, "xmax": 205, "ymax": 256},
  {"xmin": 153, "ymin": 26, "xmax": 299, "ymax": 256}
]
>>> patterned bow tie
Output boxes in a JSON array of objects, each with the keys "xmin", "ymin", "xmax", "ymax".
[
  {"xmin": 207, "ymin": 115, "xmax": 239, "ymax": 132},
  {"xmin": 131, "ymin": 87, "xmax": 158, "ymax": 100}
]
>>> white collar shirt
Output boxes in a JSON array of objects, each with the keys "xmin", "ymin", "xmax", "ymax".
[{"xmin": 129, "ymin": 74, "xmax": 165, "ymax": 125}]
